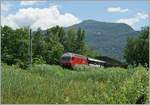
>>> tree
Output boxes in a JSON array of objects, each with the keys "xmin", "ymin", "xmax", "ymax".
[
  {"xmin": 1, "ymin": 26, "xmax": 15, "ymax": 65},
  {"xmin": 65, "ymin": 28, "xmax": 77, "ymax": 52},
  {"xmin": 1, "ymin": 26, "xmax": 29, "ymax": 68},
  {"xmin": 75, "ymin": 27, "xmax": 85, "ymax": 54},
  {"xmin": 44, "ymin": 26, "xmax": 65, "ymax": 64},
  {"xmin": 32, "ymin": 28, "xmax": 46, "ymax": 62},
  {"xmin": 49, "ymin": 42, "xmax": 64, "ymax": 64},
  {"xmin": 57, "ymin": 27, "xmax": 66, "ymax": 45},
  {"xmin": 82, "ymin": 44, "xmax": 99, "ymax": 58},
  {"xmin": 12, "ymin": 27, "xmax": 29, "ymax": 68},
  {"xmin": 124, "ymin": 27, "xmax": 149, "ymax": 67},
  {"xmin": 124, "ymin": 37, "xmax": 137, "ymax": 65}
]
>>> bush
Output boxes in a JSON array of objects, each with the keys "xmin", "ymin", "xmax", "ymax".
[
  {"xmin": 33, "ymin": 57, "xmax": 46, "ymax": 64},
  {"xmin": 124, "ymin": 27, "xmax": 149, "ymax": 67}
]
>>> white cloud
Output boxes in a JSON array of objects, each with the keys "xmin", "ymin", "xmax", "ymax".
[
  {"xmin": 107, "ymin": 7, "xmax": 128, "ymax": 13},
  {"xmin": 20, "ymin": 1, "xmax": 46, "ymax": 6},
  {"xmin": 1, "ymin": 15, "xmax": 18, "ymax": 28},
  {"xmin": 1, "ymin": 5, "xmax": 81, "ymax": 30},
  {"xmin": 116, "ymin": 12, "xmax": 149, "ymax": 26},
  {"xmin": 1, "ymin": 2, "xmax": 11, "ymax": 12}
]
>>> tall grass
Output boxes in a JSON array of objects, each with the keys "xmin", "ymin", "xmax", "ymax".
[{"xmin": 1, "ymin": 63, "xmax": 149, "ymax": 104}]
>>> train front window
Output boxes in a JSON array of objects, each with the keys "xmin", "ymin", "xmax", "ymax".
[{"xmin": 61, "ymin": 56, "xmax": 71, "ymax": 61}]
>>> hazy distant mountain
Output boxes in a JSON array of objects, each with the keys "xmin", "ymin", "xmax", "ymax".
[{"xmin": 67, "ymin": 19, "xmax": 139, "ymax": 60}]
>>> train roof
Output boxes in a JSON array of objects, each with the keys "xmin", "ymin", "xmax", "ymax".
[
  {"xmin": 62, "ymin": 52, "xmax": 72, "ymax": 57},
  {"xmin": 88, "ymin": 57, "xmax": 106, "ymax": 63},
  {"xmin": 62, "ymin": 52, "xmax": 106, "ymax": 63},
  {"xmin": 62, "ymin": 52, "xmax": 87, "ymax": 58}
]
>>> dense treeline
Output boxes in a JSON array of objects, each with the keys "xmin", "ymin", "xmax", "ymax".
[
  {"xmin": 1, "ymin": 25, "xmax": 98, "ymax": 68},
  {"xmin": 124, "ymin": 27, "xmax": 149, "ymax": 67}
]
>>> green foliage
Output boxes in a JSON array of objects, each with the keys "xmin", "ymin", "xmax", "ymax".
[
  {"xmin": 49, "ymin": 43, "xmax": 64, "ymax": 64},
  {"xmin": 2, "ymin": 25, "xmax": 98, "ymax": 68},
  {"xmin": 32, "ymin": 56, "xmax": 46, "ymax": 64},
  {"xmin": 1, "ymin": 26, "xmax": 29, "ymax": 68},
  {"xmin": 124, "ymin": 27, "xmax": 149, "ymax": 66},
  {"xmin": 65, "ymin": 28, "xmax": 77, "ymax": 52},
  {"xmin": 2, "ymin": 64, "xmax": 149, "ymax": 104},
  {"xmin": 75, "ymin": 28, "xmax": 85, "ymax": 53},
  {"xmin": 81, "ymin": 44, "xmax": 99, "ymax": 58},
  {"xmin": 1, "ymin": 26, "xmax": 15, "ymax": 64},
  {"xmin": 32, "ymin": 28, "xmax": 46, "ymax": 58}
]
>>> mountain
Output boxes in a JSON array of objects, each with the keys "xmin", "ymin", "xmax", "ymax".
[{"xmin": 67, "ymin": 20, "xmax": 139, "ymax": 60}]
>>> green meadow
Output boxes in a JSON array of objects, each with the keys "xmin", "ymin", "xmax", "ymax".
[{"xmin": 1, "ymin": 64, "xmax": 149, "ymax": 104}]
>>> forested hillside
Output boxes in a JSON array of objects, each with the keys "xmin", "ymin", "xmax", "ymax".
[{"xmin": 67, "ymin": 20, "xmax": 139, "ymax": 60}]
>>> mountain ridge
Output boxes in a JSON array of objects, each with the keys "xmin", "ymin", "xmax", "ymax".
[{"xmin": 66, "ymin": 19, "xmax": 139, "ymax": 60}]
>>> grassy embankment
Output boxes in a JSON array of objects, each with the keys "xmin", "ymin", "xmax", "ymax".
[{"xmin": 1, "ymin": 64, "xmax": 149, "ymax": 104}]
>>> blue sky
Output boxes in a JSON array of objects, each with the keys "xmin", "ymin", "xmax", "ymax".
[{"xmin": 1, "ymin": 0, "xmax": 149, "ymax": 30}]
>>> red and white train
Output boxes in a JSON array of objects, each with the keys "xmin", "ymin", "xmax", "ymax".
[{"xmin": 60, "ymin": 52, "xmax": 106, "ymax": 68}]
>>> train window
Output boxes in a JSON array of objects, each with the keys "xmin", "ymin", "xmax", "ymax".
[{"xmin": 61, "ymin": 56, "xmax": 71, "ymax": 61}]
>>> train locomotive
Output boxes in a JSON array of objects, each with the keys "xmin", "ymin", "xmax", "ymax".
[{"xmin": 60, "ymin": 52, "xmax": 106, "ymax": 68}]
